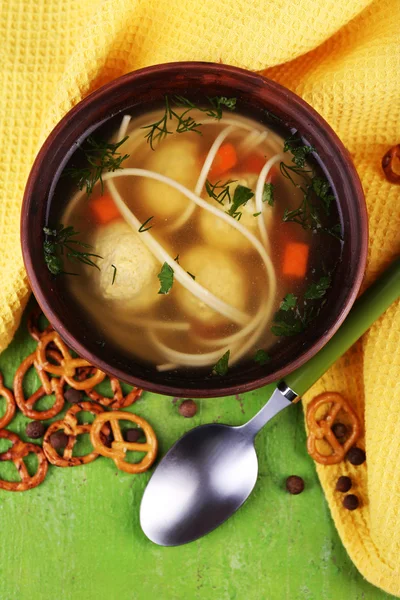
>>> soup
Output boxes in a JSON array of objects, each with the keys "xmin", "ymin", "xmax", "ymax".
[{"xmin": 45, "ymin": 96, "xmax": 342, "ymax": 375}]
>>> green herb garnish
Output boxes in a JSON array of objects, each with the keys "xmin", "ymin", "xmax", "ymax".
[
  {"xmin": 142, "ymin": 95, "xmax": 236, "ymax": 149},
  {"xmin": 157, "ymin": 262, "xmax": 174, "ymax": 294},
  {"xmin": 187, "ymin": 271, "xmax": 196, "ymax": 280},
  {"xmin": 280, "ymin": 293, "xmax": 298, "ymax": 311},
  {"xmin": 311, "ymin": 176, "xmax": 335, "ymax": 215},
  {"xmin": 205, "ymin": 179, "xmax": 236, "ymax": 205},
  {"xmin": 138, "ymin": 216, "xmax": 154, "ymax": 233},
  {"xmin": 212, "ymin": 350, "xmax": 230, "ymax": 376},
  {"xmin": 304, "ymin": 275, "xmax": 331, "ymax": 300},
  {"xmin": 254, "ymin": 349, "xmax": 271, "ymax": 365},
  {"xmin": 226, "ymin": 185, "xmax": 254, "ymax": 220},
  {"xmin": 271, "ymin": 276, "xmax": 332, "ymax": 336},
  {"xmin": 262, "ymin": 182, "xmax": 275, "ymax": 206},
  {"xmin": 111, "ymin": 264, "xmax": 117, "ymax": 285},
  {"xmin": 64, "ymin": 136, "xmax": 129, "ymax": 197},
  {"xmin": 253, "ymin": 211, "xmax": 262, "ymax": 217},
  {"xmin": 174, "ymin": 95, "xmax": 236, "ymax": 120},
  {"xmin": 283, "ymin": 134, "xmax": 316, "ymax": 168},
  {"xmin": 43, "ymin": 225, "xmax": 102, "ymax": 276}
]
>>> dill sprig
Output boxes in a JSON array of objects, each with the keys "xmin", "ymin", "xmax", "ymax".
[
  {"xmin": 64, "ymin": 135, "xmax": 129, "ymax": 197},
  {"xmin": 174, "ymin": 95, "xmax": 236, "ymax": 120},
  {"xmin": 43, "ymin": 225, "xmax": 102, "ymax": 276},
  {"xmin": 111, "ymin": 264, "xmax": 117, "ymax": 285},
  {"xmin": 205, "ymin": 179, "xmax": 236, "ymax": 205},
  {"xmin": 279, "ymin": 136, "xmax": 341, "ymax": 237},
  {"xmin": 142, "ymin": 95, "xmax": 236, "ymax": 150},
  {"xmin": 138, "ymin": 216, "xmax": 154, "ymax": 233},
  {"xmin": 205, "ymin": 179, "xmax": 254, "ymax": 221}
]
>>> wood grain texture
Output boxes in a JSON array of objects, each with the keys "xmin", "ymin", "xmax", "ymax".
[{"xmin": 0, "ymin": 303, "xmax": 393, "ymax": 600}]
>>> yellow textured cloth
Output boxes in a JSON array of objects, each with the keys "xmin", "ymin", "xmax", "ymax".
[{"xmin": 1, "ymin": 0, "xmax": 399, "ymax": 594}]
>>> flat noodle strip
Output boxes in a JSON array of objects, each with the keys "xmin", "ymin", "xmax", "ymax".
[{"xmin": 149, "ymin": 329, "xmax": 236, "ymax": 368}]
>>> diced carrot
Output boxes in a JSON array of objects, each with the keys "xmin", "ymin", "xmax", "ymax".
[
  {"xmin": 209, "ymin": 143, "xmax": 237, "ymax": 178},
  {"xmin": 241, "ymin": 153, "xmax": 279, "ymax": 180},
  {"xmin": 241, "ymin": 153, "xmax": 266, "ymax": 174},
  {"xmin": 282, "ymin": 242, "xmax": 309, "ymax": 278},
  {"xmin": 89, "ymin": 194, "xmax": 121, "ymax": 225}
]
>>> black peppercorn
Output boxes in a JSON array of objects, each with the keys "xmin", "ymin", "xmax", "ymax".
[
  {"xmin": 332, "ymin": 422, "xmax": 347, "ymax": 439},
  {"xmin": 25, "ymin": 421, "xmax": 46, "ymax": 439},
  {"xmin": 64, "ymin": 388, "xmax": 83, "ymax": 404},
  {"xmin": 285, "ymin": 475, "xmax": 305, "ymax": 495},
  {"xmin": 49, "ymin": 431, "xmax": 69, "ymax": 451},
  {"xmin": 343, "ymin": 494, "xmax": 359, "ymax": 510},
  {"xmin": 179, "ymin": 399, "xmax": 198, "ymax": 418},
  {"xmin": 336, "ymin": 476, "xmax": 352, "ymax": 493},
  {"xmin": 346, "ymin": 447, "xmax": 366, "ymax": 465},
  {"xmin": 124, "ymin": 428, "xmax": 142, "ymax": 443}
]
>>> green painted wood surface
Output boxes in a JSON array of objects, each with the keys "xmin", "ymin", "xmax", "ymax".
[{"xmin": 0, "ymin": 303, "xmax": 394, "ymax": 600}]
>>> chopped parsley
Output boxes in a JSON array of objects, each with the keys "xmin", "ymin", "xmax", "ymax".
[
  {"xmin": 212, "ymin": 350, "xmax": 230, "ymax": 376},
  {"xmin": 283, "ymin": 134, "xmax": 316, "ymax": 168},
  {"xmin": 262, "ymin": 182, "xmax": 275, "ymax": 206},
  {"xmin": 311, "ymin": 176, "xmax": 336, "ymax": 215},
  {"xmin": 304, "ymin": 275, "xmax": 331, "ymax": 300},
  {"xmin": 254, "ymin": 349, "xmax": 271, "ymax": 365},
  {"xmin": 226, "ymin": 185, "xmax": 254, "ymax": 220},
  {"xmin": 280, "ymin": 293, "xmax": 298, "ymax": 311},
  {"xmin": 157, "ymin": 262, "xmax": 174, "ymax": 294},
  {"xmin": 271, "ymin": 276, "xmax": 332, "ymax": 336}
]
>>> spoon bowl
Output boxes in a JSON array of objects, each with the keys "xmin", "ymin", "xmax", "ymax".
[{"xmin": 140, "ymin": 423, "xmax": 258, "ymax": 546}]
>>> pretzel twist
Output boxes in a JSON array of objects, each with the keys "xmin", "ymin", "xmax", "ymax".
[
  {"xmin": 36, "ymin": 331, "xmax": 106, "ymax": 390},
  {"xmin": 0, "ymin": 373, "xmax": 16, "ymax": 429},
  {"xmin": 86, "ymin": 377, "xmax": 143, "ymax": 409},
  {"xmin": 0, "ymin": 430, "xmax": 48, "ymax": 492},
  {"xmin": 27, "ymin": 304, "xmax": 53, "ymax": 341},
  {"xmin": 43, "ymin": 401, "xmax": 107, "ymax": 467},
  {"xmin": 306, "ymin": 392, "xmax": 361, "ymax": 465},
  {"xmin": 14, "ymin": 350, "xmax": 65, "ymax": 420},
  {"xmin": 90, "ymin": 411, "xmax": 158, "ymax": 474}
]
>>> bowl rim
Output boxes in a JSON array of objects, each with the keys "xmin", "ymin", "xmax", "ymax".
[{"xmin": 21, "ymin": 61, "xmax": 368, "ymax": 398}]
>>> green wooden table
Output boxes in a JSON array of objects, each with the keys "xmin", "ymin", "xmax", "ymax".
[{"xmin": 0, "ymin": 302, "xmax": 394, "ymax": 600}]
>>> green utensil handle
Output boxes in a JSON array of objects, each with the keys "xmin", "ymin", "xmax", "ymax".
[{"xmin": 284, "ymin": 257, "xmax": 400, "ymax": 397}]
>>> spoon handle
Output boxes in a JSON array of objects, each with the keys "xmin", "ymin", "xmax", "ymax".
[{"xmin": 284, "ymin": 257, "xmax": 400, "ymax": 398}]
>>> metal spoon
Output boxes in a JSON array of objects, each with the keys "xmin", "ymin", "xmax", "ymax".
[{"xmin": 140, "ymin": 259, "xmax": 400, "ymax": 546}]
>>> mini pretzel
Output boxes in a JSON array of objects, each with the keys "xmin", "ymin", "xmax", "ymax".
[
  {"xmin": 36, "ymin": 331, "xmax": 106, "ymax": 390},
  {"xmin": 43, "ymin": 401, "xmax": 106, "ymax": 467},
  {"xmin": 0, "ymin": 430, "xmax": 48, "ymax": 492},
  {"xmin": 90, "ymin": 411, "xmax": 158, "ymax": 474},
  {"xmin": 306, "ymin": 392, "xmax": 361, "ymax": 465},
  {"xmin": 14, "ymin": 350, "xmax": 65, "ymax": 420},
  {"xmin": 86, "ymin": 377, "xmax": 143, "ymax": 410},
  {"xmin": 27, "ymin": 303, "xmax": 53, "ymax": 341},
  {"xmin": 382, "ymin": 144, "xmax": 400, "ymax": 184},
  {"xmin": 0, "ymin": 372, "xmax": 16, "ymax": 429}
]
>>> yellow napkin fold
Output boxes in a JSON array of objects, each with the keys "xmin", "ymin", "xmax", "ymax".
[{"xmin": 1, "ymin": 0, "xmax": 399, "ymax": 594}]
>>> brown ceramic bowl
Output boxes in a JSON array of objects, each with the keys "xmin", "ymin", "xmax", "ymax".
[{"xmin": 21, "ymin": 61, "xmax": 367, "ymax": 398}]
